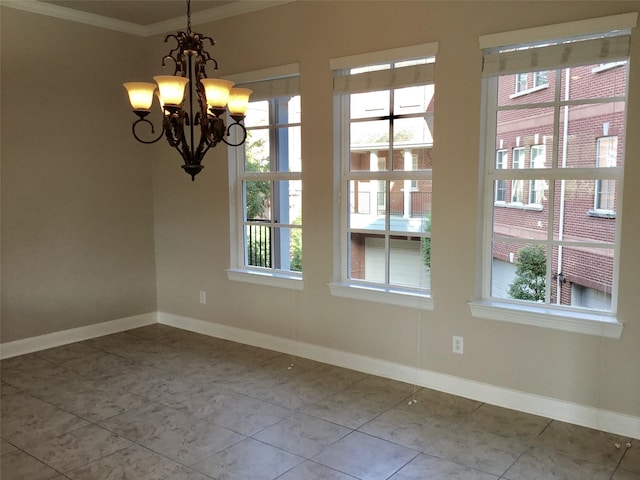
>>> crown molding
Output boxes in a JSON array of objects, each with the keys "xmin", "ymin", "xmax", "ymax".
[
  {"xmin": 146, "ymin": 1, "xmax": 296, "ymax": 37},
  {"xmin": 0, "ymin": 0, "xmax": 296, "ymax": 37}
]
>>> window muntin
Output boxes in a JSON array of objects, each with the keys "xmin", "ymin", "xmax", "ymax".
[
  {"xmin": 240, "ymin": 95, "xmax": 302, "ymax": 274},
  {"xmin": 336, "ymin": 55, "xmax": 434, "ymax": 295},
  {"xmin": 481, "ymin": 33, "xmax": 628, "ymax": 316}
]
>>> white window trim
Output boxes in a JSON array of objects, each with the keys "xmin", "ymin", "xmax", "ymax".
[
  {"xmin": 226, "ymin": 268, "xmax": 303, "ymax": 290},
  {"xmin": 475, "ymin": 21, "xmax": 630, "ymax": 338},
  {"xmin": 329, "ymin": 281, "xmax": 434, "ymax": 310},
  {"xmin": 227, "ymin": 64, "xmax": 303, "ymax": 289},
  {"xmin": 468, "ymin": 300, "xmax": 623, "ymax": 339},
  {"xmin": 509, "ymin": 83, "xmax": 549, "ymax": 99},
  {"xmin": 591, "ymin": 61, "xmax": 628, "ymax": 73}
]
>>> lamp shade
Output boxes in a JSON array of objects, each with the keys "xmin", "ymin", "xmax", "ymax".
[
  {"xmin": 227, "ymin": 88, "xmax": 253, "ymax": 116},
  {"xmin": 154, "ymin": 75, "xmax": 189, "ymax": 106},
  {"xmin": 123, "ymin": 82, "xmax": 156, "ymax": 111},
  {"xmin": 201, "ymin": 78, "xmax": 235, "ymax": 109}
]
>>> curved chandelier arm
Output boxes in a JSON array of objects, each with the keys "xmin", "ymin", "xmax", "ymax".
[
  {"xmin": 132, "ymin": 117, "xmax": 164, "ymax": 144},
  {"xmin": 222, "ymin": 120, "xmax": 248, "ymax": 147}
]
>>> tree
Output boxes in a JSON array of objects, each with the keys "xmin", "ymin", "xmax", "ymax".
[
  {"xmin": 290, "ymin": 218, "xmax": 302, "ymax": 272},
  {"xmin": 508, "ymin": 244, "xmax": 546, "ymax": 301},
  {"xmin": 244, "ymin": 132, "xmax": 270, "ymax": 220},
  {"xmin": 421, "ymin": 214, "xmax": 431, "ymax": 269}
]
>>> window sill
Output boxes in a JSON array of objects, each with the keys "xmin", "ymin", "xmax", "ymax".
[
  {"xmin": 588, "ymin": 209, "xmax": 616, "ymax": 219},
  {"xmin": 468, "ymin": 299, "xmax": 623, "ymax": 339},
  {"xmin": 510, "ymin": 84, "xmax": 549, "ymax": 99},
  {"xmin": 523, "ymin": 204, "xmax": 543, "ymax": 212},
  {"xmin": 227, "ymin": 268, "xmax": 303, "ymax": 290},
  {"xmin": 329, "ymin": 281, "xmax": 434, "ymax": 310}
]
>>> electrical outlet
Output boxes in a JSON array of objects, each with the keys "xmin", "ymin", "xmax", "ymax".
[
  {"xmin": 199, "ymin": 291, "xmax": 206, "ymax": 304},
  {"xmin": 453, "ymin": 336, "xmax": 463, "ymax": 354}
]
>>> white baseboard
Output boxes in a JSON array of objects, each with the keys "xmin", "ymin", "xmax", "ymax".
[
  {"xmin": 158, "ymin": 311, "xmax": 640, "ymax": 440},
  {"xmin": 0, "ymin": 312, "xmax": 157, "ymax": 359}
]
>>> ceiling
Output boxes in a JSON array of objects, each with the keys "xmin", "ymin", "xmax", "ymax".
[
  {"xmin": 40, "ymin": 0, "xmax": 232, "ymax": 26},
  {"xmin": 3, "ymin": 0, "xmax": 294, "ymax": 35}
]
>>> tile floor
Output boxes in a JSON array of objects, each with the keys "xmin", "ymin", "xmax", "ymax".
[{"xmin": 1, "ymin": 324, "xmax": 638, "ymax": 480}]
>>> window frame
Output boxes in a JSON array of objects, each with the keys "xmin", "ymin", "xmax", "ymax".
[
  {"xmin": 470, "ymin": 14, "xmax": 636, "ymax": 338},
  {"xmin": 329, "ymin": 42, "xmax": 438, "ymax": 310},
  {"xmin": 226, "ymin": 64, "xmax": 303, "ymax": 290}
]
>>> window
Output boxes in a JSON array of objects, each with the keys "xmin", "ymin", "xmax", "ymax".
[
  {"xmin": 515, "ymin": 73, "xmax": 528, "ymax": 93},
  {"xmin": 472, "ymin": 13, "xmax": 635, "ymax": 338},
  {"xmin": 329, "ymin": 43, "xmax": 437, "ymax": 309},
  {"xmin": 533, "ymin": 71, "xmax": 548, "ymax": 87},
  {"xmin": 511, "ymin": 147, "xmax": 524, "ymax": 204},
  {"xmin": 594, "ymin": 136, "xmax": 617, "ymax": 212},
  {"xmin": 227, "ymin": 65, "xmax": 302, "ymax": 289},
  {"xmin": 528, "ymin": 145, "xmax": 546, "ymax": 205},
  {"xmin": 495, "ymin": 150, "xmax": 507, "ymax": 203}
]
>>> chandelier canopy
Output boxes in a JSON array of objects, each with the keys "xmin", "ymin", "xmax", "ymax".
[{"xmin": 123, "ymin": 0, "xmax": 252, "ymax": 180}]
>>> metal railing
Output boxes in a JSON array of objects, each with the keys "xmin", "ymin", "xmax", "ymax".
[{"xmin": 246, "ymin": 220, "xmax": 271, "ymax": 268}]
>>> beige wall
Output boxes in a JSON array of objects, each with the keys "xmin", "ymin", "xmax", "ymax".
[
  {"xmin": 0, "ymin": 8, "xmax": 158, "ymax": 342},
  {"xmin": 1, "ymin": 1, "xmax": 638, "ymax": 420},
  {"xmin": 152, "ymin": 1, "xmax": 640, "ymax": 417}
]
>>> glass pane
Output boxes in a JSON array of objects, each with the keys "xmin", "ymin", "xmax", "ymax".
[
  {"xmin": 350, "ymin": 90, "xmax": 390, "ymax": 119},
  {"xmin": 497, "ymin": 70, "xmax": 556, "ymax": 106},
  {"xmin": 392, "ymin": 146, "xmax": 433, "ymax": 171},
  {"xmin": 552, "ymin": 245, "xmax": 613, "ymax": 312},
  {"xmin": 393, "ymin": 117, "xmax": 432, "ymax": 147},
  {"xmin": 349, "ymin": 149, "xmax": 388, "ymax": 172},
  {"xmin": 491, "ymin": 242, "xmax": 547, "ymax": 303},
  {"xmin": 553, "ymin": 180, "xmax": 617, "ymax": 243},
  {"xmin": 389, "ymin": 236, "xmax": 430, "ymax": 289},
  {"xmin": 244, "ymin": 100, "xmax": 269, "ymax": 128},
  {"xmin": 245, "ymin": 223, "xmax": 271, "ymax": 268},
  {"xmin": 388, "ymin": 180, "xmax": 432, "ymax": 234},
  {"xmin": 288, "ymin": 95, "xmax": 301, "ymax": 124},
  {"xmin": 557, "ymin": 103, "xmax": 626, "ymax": 168},
  {"xmin": 495, "ymin": 109, "xmax": 555, "ymax": 164},
  {"xmin": 494, "ymin": 179, "xmax": 507, "ymax": 203},
  {"xmin": 561, "ymin": 62, "xmax": 627, "ymax": 101},
  {"xmin": 244, "ymin": 180, "xmax": 271, "ymax": 221},
  {"xmin": 244, "ymin": 129, "xmax": 270, "ymax": 173},
  {"xmin": 351, "ymin": 120, "xmax": 390, "ymax": 151},
  {"xmin": 274, "ymin": 126, "xmax": 301, "ymax": 172},
  {"xmin": 267, "ymin": 227, "xmax": 301, "ymax": 273},
  {"xmin": 349, "ymin": 180, "xmax": 385, "ymax": 231},
  {"xmin": 348, "ymin": 232, "xmax": 384, "ymax": 282},
  {"xmin": 393, "ymin": 84, "xmax": 434, "ymax": 116},
  {"xmin": 493, "ymin": 188, "xmax": 548, "ymax": 240},
  {"xmin": 288, "ymin": 227, "xmax": 302, "ymax": 272},
  {"xmin": 273, "ymin": 180, "xmax": 302, "ymax": 225}
]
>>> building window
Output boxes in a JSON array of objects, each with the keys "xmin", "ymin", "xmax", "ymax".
[
  {"xmin": 473, "ymin": 16, "xmax": 632, "ymax": 335},
  {"xmin": 511, "ymin": 147, "xmax": 524, "ymax": 204},
  {"xmin": 495, "ymin": 150, "xmax": 507, "ymax": 203},
  {"xmin": 330, "ymin": 43, "xmax": 437, "ymax": 308},
  {"xmin": 227, "ymin": 65, "xmax": 302, "ymax": 288},
  {"xmin": 528, "ymin": 144, "xmax": 546, "ymax": 205},
  {"xmin": 594, "ymin": 136, "xmax": 617, "ymax": 212},
  {"xmin": 533, "ymin": 71, "xmax": 548, "ymax": 88},
  {"xmin": 515, "ymin": 73, "xmax": 528, "ymax": 93}
]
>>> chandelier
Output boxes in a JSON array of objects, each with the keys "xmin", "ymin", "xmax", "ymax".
[{"xmin": 123, "ymin": 0, "xmax": 252, "ymax": 180}]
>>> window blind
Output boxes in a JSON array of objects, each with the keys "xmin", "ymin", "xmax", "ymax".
[
  {"xmin": 224, "ymin": 63, "xmax": 300, "ymax": 101},
  {"xmin": 333, "ymin": 62, "xmax": 435, "ymax": 95},
  {"xmin": 482, "ymin": 33, "xmax": 631, "ymax": 77}
]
